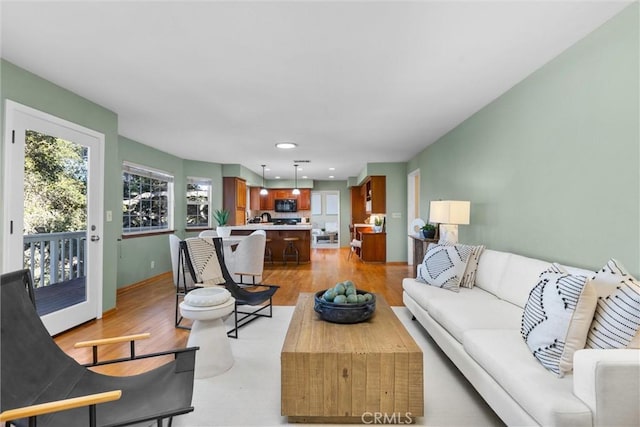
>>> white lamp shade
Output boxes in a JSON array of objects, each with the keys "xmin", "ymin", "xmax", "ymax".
[{"xmin": 429, "ymin": 200, "xmax": 470, "ymax": 225}]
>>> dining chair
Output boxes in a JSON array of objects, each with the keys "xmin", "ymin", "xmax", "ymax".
[{"xmin": 226, "ymin": 230, "xmax": 267, "ymax": 284}]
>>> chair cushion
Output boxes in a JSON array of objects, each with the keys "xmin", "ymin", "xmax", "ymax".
[{"xmin": 184, "ymin": 287, "xmax": 231, "ymax": 307}]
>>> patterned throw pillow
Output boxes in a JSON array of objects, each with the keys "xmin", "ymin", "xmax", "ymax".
[
  {"xmin": 586, "ymin": 259, "xmax": 640, "ymax": 349},
  {"xmin": 416, "ymin": 244, "xmax": 472, "ymax": 292},
  {"xmin": 521, "ymin": 264, "xmax": 597, "ymax": 377},
  {"xmin": 458, "ymin": 244, "xmax": 485, "ymax": 289}
]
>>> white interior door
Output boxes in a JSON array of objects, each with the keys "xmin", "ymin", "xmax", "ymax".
[{"xmin": 3, "ymin": 100, "xmax": 104, "ymax": 335}]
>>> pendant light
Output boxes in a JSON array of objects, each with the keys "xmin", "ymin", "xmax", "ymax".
[
  {"xmin": 292, "ymin": 164, "xmax": 300, "ymax": 195},
  {"xmin": 260, "ymin": 164, "xmax": 268, "ymax": 195}
]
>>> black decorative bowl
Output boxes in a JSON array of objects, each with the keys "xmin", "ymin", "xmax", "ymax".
[{"xmin": 314, "ymin": 289, "xmax": 376, "ymax": 324}]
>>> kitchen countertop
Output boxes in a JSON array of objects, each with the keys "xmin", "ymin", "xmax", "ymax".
[{"xmin": 230, "ymin": 223, "xmax": 313, "ymax": 231}]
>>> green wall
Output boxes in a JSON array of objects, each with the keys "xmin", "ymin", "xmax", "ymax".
[
  {"xmin": 0, "ymin": 59, "xmax": 120, "ymax": 311},
  {"xmin": 118, "ymin": 137, "xmax": 225, "ymax": 287},
  {"xmin": 410, "ymin": 4, "xmax": 639, "ymax": 277}
]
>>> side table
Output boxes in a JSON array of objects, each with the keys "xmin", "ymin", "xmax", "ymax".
[{"xmin": 179, "ymin": 296, "xmax": 235, "ymax": 378}]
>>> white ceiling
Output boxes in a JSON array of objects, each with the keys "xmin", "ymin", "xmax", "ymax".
[{"xmin": 0, "ymin": 1, "xmax": 631, "ymax": 181}]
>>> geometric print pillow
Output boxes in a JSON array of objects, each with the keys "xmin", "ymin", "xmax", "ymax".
[
  {"xmin": 416, "ymin": 243, "xmax": 472, "ymax": 292},
  {"xmin": 521, "ymin": 264, "xmax": 597, "ymax": 377},
  {"xmin": 458, "ymin": 244, "xmax": 485, "ymax": 289},
  {"xmin": 586, "ymin": 259, "xmax": 640, "ymax": 349}
]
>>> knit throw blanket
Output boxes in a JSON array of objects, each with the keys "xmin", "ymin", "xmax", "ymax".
[{"xmin": 185, "ymin": 237, "xmax": 226, "ymax": 286}]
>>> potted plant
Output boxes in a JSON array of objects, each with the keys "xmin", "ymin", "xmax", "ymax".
[
  {"xmin": 213, "ymin": 209, "xmax": 231, "ymax": 237},
  {"xmin": 373, "ymin": 216, "xmax": 383, "ymax": 233},
  {"xmin": 421, "ymin": 223, "xmax": 436, "ymax": 239}
]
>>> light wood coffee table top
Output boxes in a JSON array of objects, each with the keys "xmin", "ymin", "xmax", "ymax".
[{"xmin": 281, "ymin": 292, "xmax": 423, "ymax": 423}]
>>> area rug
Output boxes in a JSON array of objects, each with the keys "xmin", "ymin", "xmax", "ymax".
[{"xmin": 173, "ymin": 306, "xmax": 504, "ymax": 427}]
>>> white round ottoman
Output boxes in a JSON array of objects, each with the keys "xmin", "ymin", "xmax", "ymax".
[{"xmin": 179, "ymin": 288, "xmax": 235, "ymax": 378}]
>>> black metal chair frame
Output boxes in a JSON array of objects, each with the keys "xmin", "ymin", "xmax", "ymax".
[
  {"xmin": 177, "ymin": 237, "xmax": 279, "ymax": 339},
  {"xmin": 1, "ymin": 269, "xmax": 198, "ymax": 427}
]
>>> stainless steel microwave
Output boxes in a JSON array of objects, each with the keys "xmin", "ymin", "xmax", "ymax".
[{"xmin": 275, "ymin": 199, "xmax": 297, "ymax": 212}]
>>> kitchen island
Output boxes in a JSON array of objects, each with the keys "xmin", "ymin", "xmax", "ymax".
[{"xmin": 229, "ymin": 224, "xmax": 312, "ymax": 264}]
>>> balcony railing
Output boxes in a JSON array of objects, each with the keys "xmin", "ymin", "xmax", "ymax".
[{"xmin": 23, "ymin": 231, "xmax": 87, "ymax": 288}]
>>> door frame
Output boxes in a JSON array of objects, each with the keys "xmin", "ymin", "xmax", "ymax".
[
  {"xmin": 3, "ymin": 100, "xmax": 105, "ymax": 333},
  {"xmin": 407, "ymin": 168, "xmax": 420, "ymax": 266}
]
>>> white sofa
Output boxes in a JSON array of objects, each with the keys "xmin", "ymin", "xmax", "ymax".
[{"xmin": 402, "ymin": 248, "xmax": 640, "ymax": 427}]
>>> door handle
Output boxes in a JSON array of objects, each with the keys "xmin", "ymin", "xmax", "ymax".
[{"xmin": 91, "ymin": 235, "xmax": 100, "ymax": 242}]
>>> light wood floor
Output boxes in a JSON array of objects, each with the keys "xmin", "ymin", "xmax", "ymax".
[{"xmin": 54, "ymin": 247, "xmax": 413, "ymax": 376}]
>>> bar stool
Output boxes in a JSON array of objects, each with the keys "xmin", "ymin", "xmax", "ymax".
[
  {"xmin": 264, "ymin": 238, "xmax": 273, "ymax": 265},
  {"xmin": 282, "ymin": 237, "xmax": 300, "ymax": 265}
]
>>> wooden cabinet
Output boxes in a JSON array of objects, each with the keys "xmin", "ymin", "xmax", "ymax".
[
  {"xmin": 297, "ymin": 189, "xmax": 311, "ymax": 210},
  {"xmin": 249, "ymin": 187, "xmax": 261, "ymax": 211},
  {"xmin": 364, "ymin": 176, "xmax": 386, "ymax": 214},
  {"xmin": 350, "ymin": 187, "xmax": 366, "ymax": 224},
  {"xmin": 223, "ymin": 177, "xmax": 247, "ymax": 225},
  {"xmin": 260, "ymin": 190, "xmax": 274, "ymax": 211},
  {"xmin": 274, "ymin": 189, "xmax": 292, "ymax": 199},
  {"xmin": 358, "ymin": 231, "xmax": 386, "ymax": 263}
]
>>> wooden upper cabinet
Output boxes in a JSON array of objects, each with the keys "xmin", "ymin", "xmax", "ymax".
[
  {"xmin": 298, "ymin": 189, "xmax": 311, "ymax": 210},
  {"xmin": 351, "ymin": 186, "xmax": 366, "ymax": 224},
  {"xmin": 236, "ymin": 179, "xmax": 247, "ymax": 209},
  {"xmin": 260, "ymin": 190, "xmax": 274, "ymax": 211},
  {"xmin": 274, "ymin": 189, "xmax": 291, "ymax": 199},
  {"xmin": 249, "ymin": 187, "xmax": 261, "ymax": 211},
  {"xmin": 365, "ymin": 176, "xmax": 386, "ymax": 214},
  {"xmin": 223, "ymin": 177, "xmax": 247, "ymax": 225}
]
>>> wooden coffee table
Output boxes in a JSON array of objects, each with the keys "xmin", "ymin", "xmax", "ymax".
[{"xmin": 281, "ymin": 293, "xmax": 423, "ymax": 423}]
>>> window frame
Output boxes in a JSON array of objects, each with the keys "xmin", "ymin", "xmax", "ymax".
[
  {"xmin": 122, "ymin": 161, "xmax": 174, "ymax": 236},
  {"xmin": 185, "ymin": 176, "xmax": 212, "ymax": 230}
]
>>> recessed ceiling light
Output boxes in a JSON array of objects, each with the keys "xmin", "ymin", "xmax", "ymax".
[
  {"xmin": 329, "ymin": 175, "xmax": 335, "ymax": 179},
  {"xmin": 329, "ymin": 167, "xmax": 335, "ymax": 171},
  {"xmin": 302, "ymin": 175, "xmax": 308, "ymax": 179},
  {"xmin": 275, "ymin": 176, "xmax": 281, "ymax": 179},
  {"xmin": 265, "ymin": 168, "xmax": 271, "ymax": 171},
  {"xmin": 297, "ymin": 167, "xmax": 303, "ymax": 171},
  {"xmin": 275, "ymin": 142, "xmax": 297, "ymax": 149}
]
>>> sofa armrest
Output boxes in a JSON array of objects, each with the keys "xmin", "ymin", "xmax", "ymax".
[{"xmin": 573, "ymin": 349, "xmax": 640, "ymax": 427}]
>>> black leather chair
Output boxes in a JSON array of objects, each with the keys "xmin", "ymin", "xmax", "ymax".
[
  {"xmin": 179, "ymin": 237, "xmax": 279, "ymax": 338},
  {"xmin": 0, "ymin": 269, "xmax": 197, "ymax": 427}
]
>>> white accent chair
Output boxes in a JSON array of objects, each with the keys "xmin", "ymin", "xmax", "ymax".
[
  {"xmin": 225, "ymin": 230, "xmax": 267, "ymax": 284},
  {"xmin": 348, "ymin": 224, "xmax": 362, "ymax": 260},
  {"xmin": 198, "ymin": 230, "xmax": 218, "ymax": 238}
]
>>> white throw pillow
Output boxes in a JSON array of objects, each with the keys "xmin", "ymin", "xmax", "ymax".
[
  {"xmin": 521, "ymin": 264, "xmax": 597, "ymax": 377},
  {"xmin": 458, "ymin": 244, "xmax": 485, "ymax": 289},
  {"xmin": 416, "ymin": 243, "xmax": 472, "ymax": 292},
  {"xmin": 586, "ymin": 259, "xmax": 640, "ymax": 349}
]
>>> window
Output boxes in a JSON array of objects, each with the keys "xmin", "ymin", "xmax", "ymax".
[
  {"xmin": 186, "ymin": 177, "xmax": 211, "ymax": 228},
  {"xmin": 122, "ymin": 162, "xmax": 173, "ymax": 234}
]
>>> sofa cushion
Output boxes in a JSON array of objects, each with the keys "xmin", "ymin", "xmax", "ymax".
[
  {"xmin": 475, "ymin": 249, "xmax": 510, "ymax": 296},
  {"xmin": 497, "ymin": 253, "xmax": 553, "ymax": 308},
  {"xmin": 403, "ymin": 277, "xmax": 496, "ymax": 313},
  {"xmin": 416, "ymin": 244, "xmax": 472, "ymax": 292},
  {"xmin": 428, "ymin": 295, "xmax": 522, "ymax": 343},
  {"xmin": 464, "ymin": 329, "xmax": 592, "ymax": 427},
  {"xmin": 586, "ymin": 259, "xmax": 640, "ymax": 349},
  {"xmin": 521, "ymin": 266, "xmax": 596, "ymax": 377}
]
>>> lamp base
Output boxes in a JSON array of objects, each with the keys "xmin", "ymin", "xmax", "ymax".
[{"xmin": 438, "ymin": 224, "xmax": 459, "ymax": 244}]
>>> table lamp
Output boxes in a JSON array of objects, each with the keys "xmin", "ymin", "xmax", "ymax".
[{"xmin": 428, "ymin": 200, "xmax": 470, "ymax": 244}]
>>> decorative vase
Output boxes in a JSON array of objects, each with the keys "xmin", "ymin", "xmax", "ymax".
[
  {"xmin": 373, "ymin": 225, "xmax": 383, "ymax": 233},
  {"xmin": 422, "ymin": 229, "xmax": 436, "ymax": 239},
  {"xmin": 216, "ymin": 226, "xmax": 231, "ymax": 238}
]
